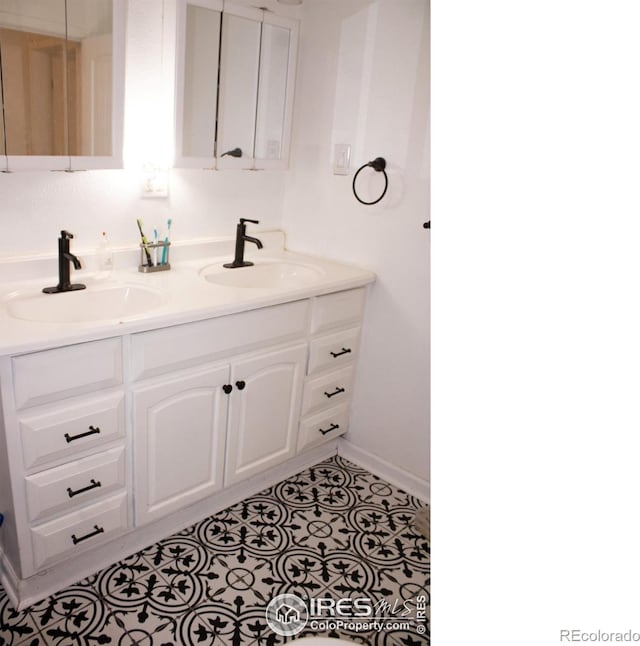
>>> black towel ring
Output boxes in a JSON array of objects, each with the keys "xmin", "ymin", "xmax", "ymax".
[{"xmin": 352, "ymin": 157, "xmax": 388, "ymax": 205}]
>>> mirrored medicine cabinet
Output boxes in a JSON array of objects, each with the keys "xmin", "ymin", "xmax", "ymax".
[
  {"xmin": 175, "ymin": 0, "xmax": 298, "ymax": 170},
  {"xmin": 0, "ymin": 0, "xmax": 125, "ymax": 171}
]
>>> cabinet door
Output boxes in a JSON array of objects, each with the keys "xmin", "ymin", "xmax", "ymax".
[
  {"xmin": 225, "ymin": 344, "xmax": 306, "ymax": 486},
  {"xmin": 133, "ymin": 364, "xmax": 229, "ymax": 525}
]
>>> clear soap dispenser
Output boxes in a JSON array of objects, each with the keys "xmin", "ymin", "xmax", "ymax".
[{"xmin": 96, "ymin": 231, "xmax": 113, "ymax": 275}]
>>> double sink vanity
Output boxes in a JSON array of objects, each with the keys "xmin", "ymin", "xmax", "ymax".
[{"xmin": 0, "ymin": 230, "xmax": 375, "ymax": 609}]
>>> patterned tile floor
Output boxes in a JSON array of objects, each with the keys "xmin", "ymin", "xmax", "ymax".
[{"xmin": 0, "ymin": 456, "xmax": 430, "ymax": 645}]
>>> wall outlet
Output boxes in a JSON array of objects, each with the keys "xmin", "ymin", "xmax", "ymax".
[{"xmin": 141, "ymin": 165, "xmax": 169, "ymax": 198}]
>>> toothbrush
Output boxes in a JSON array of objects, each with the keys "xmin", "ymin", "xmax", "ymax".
[
  {"xmin": 136, "ymin": 218, "xmax": 153, "ymax": 266},
  {"xmin": 153, "ymin": 228, "xmax": 158, "ymax": 266},
  {"xmin": 161, "ymin": 218, "xmax": 172, "ymax": 265}
]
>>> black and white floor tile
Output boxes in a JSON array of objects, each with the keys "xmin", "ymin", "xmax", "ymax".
[{"xmin": 0, "ymin": 456, "xmax": 430, "ymax": 646}]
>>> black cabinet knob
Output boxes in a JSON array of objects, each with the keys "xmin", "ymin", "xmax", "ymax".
[
  {"xmin": 223, "ymin": 384, "xmax": 233, "ymax": 394},
  {"xmin": 235, "ymin": 380, "xmax": 246, "ymax": 390}
]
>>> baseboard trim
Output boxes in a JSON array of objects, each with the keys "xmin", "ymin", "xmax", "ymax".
[
  {"xmin": 3, "ymin": 442, "xmax": 338, "ymax": 610},
  {"xmin": 337, "ymin": 439, "xmax": 430, "ymax": 503},
  {"xmin": 0, "ymin": 548, "xmax": 20, "ymax": 609}
]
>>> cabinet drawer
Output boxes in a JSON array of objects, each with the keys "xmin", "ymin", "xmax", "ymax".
[
  {"xmin": 308, "ymin": 327, "xmax": 360, "ymax": 375},
  {"xmin": 298, "ymin": 403, "xmax": 350, "ymax": 452},
  {"xmin": 29, "ymin": 492, "xmax": 128, "ymax": 573},
  {"xmin": 131, "ymin": 299, "xmax": 309, "ymax": 380},
  {"xmin": 13, "ymin": 338, "xmax": 123, "ymax": 409},
  {"xmin": 25, "ymin": 447, "xmax": 126, "ymax": 523},
  {"xmin": 19, "ymin": 392, "xmax": 125, "ymax": 471},
  {"xmin": 311, "ymin": 288, "xmax": 366, "ymax": 334},
  {"xmin": 301, "ymin": 365, "xmax": 354, "ymax": 416}
]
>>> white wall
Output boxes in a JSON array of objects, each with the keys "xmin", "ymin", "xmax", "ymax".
[
  {"xmin": 282, "ymin": 0, "xmax": 430, "ymax": 485},
  {"xmin": 0, "ymin": 0, "xmax": 285, "ymax": 259}
]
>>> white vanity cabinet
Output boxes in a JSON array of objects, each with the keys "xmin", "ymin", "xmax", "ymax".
[
  {"xmin": 0, "ymin": 283, "xmax": 371, "ymax": 608},
  {"xmin": 130, "ymin": 301, "xmax": 309, "ymax": 511}
]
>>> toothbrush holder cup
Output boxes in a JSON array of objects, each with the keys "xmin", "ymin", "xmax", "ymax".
[{"xmin": 139, "ymin": 241, "xmax": 171, "ymax": 273}]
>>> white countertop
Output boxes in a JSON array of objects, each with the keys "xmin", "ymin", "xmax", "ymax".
[{"xmin": 0, "ymin": 232, "xmax": 375, "ymax": 355}]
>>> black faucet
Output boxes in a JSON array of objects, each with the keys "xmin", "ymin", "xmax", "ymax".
[
  {"xmin": 43, "ymin": 230, "xmax": 86, "ymax": 294},
  {"xmin": 223, "ymin": 218, "xmax": 263, "ymax": 268}
]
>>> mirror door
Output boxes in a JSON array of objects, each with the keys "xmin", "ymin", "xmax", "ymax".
[
  {"xmin": 175, "ymin": 0, "xmax": 298, "ymax": 170},
  {"xmin": 216, "ymin": 5, "xmax": 262, "ymax": 170},
  {"xmin": 253, "ymin": 14, "xmax": 296, "ymax": 170},
  {"xmin": 0, "ymin": 0, "xmax": 125, "ymax": 170},
  {"xmin": 176, "ymin": 0, "xmax": 222, "ymax": 166},
  {"xmin": 0, "ymin": 0, "xmax": 69, "ymax": 169}
]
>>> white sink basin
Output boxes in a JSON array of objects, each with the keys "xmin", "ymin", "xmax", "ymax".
[
  {"xmin": 5, "ymin": 283, "xmax": 166, "ymax": 323},
  {"xmin": 201, "ymin": 260, "xmax": 323, "ymax": 289}
]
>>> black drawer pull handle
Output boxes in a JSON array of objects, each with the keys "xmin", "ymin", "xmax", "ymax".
[
  {"xmin": 67, "ymin": 479, "xmax": 102, "ymax": 499},
  {"xmin": 71, "ymin": 524, "xmax": 104, "ymax": 545},
  {"xmin": 64, "ymin": 425, "xmax": 101, "ymax": 443},
  {"xmin": 318, "ymin": 423, "xmax": 340, "ymax": 436},
  {"xmin": 324, "ymin": 387, "xmax": 345, "ymax": 399},
  {"xmin": 330, "ymin": 347, "xmax": 352, "ymax": 358},
  {"xmin": 235, "ymin": 380, "xmax": 246, "ymax": 390}
]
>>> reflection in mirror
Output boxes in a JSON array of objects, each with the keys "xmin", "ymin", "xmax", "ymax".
[
  {"xmin": 217, "ymin": 13, "xmax": 260, "ymax": 162},
  {"xmin": 181, "ymin": 5, "xmax": 220, "ymax": 157},
  {"xmin": 0, "ymin": 0, "xmax": 67, "ymax": 155},
  {"xmin": 255, "ymin": 23, "xmax": 290, "ymax": 161},
  {"xmin": 66, "ymin": 0, "xmax": 113, "ymax": 156},
  {"xmin": 0, "ymin": 0, "xmax": 113, "ymax": 157}
]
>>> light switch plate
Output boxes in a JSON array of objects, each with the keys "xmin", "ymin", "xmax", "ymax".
[{"xmin": 333, "ymin": 144, "xmax": 351, "ymax": 175}]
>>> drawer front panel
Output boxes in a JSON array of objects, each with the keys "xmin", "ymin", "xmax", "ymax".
[
  {"xmin": 311, "ymin": 288, "xmax": 366, "ymax": 334},
  {"xmin": 298, "ymin": 403, "xmax": 350, "ymax": 452},
  {"xmin": 301, "ymin": 365, "xmax": 355, "ymax": 416},
  {"xmin": 308, "ymin": 327, "xmax": 360, "ymax": 375},
  {"xmin": 25, "ymin": 447, "xmax": 126, "ymax": 523},
  {"xmin": 29, "ymin": 492, "xmax": 128, "ymax": 574},
  {"xmin": 13, "ymin": 338, "xmax": 123, "ymax": 409},
  {"xmin": 20, "ymin": 392, "xmax": 125, "ymax": 471},
  {"xmin": 131, "ymin": 299, "xmax": 310, "ymax": 380}
]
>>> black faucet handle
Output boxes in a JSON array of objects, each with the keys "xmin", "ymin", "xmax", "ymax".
[
  {"xmin": 60, "ymin": 230, "xmax": 74, "ymax": 240},
  {"xmin": 239, "ymin": 218, "xmax": 259, "ymax": 225}
]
